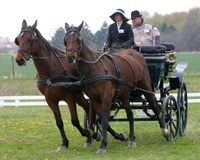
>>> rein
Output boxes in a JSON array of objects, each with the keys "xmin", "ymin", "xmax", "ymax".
[
  {"xmin": 32, "ymin": 55, "xmax": 67, "ymax": 60},
  {"xmin": 78, "ymin": 51, "xmax": 107, "ymax": 64},
  {"xmin": 135, "ymin": 87, "xmax": 155, "ymax": 95},
  {"xmin": 65, "ymin": 29, "xmax": 107, "ymax": 64},
  {"xmin": 65, "ymin": 27, "xmax": 135, "ymax": 88}
]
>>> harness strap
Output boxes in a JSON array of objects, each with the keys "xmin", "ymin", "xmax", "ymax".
[
  {"xmin": 105, "ymin": 54, "xmax": 122, "ymax": 79},
  {"xmin": 81, "ymin": 74, "xmax": 133, "ymax": 89},
  {"xmin": 104, "ymin": 54, "xmax": 123, "ymax": 98},
  {"xmin": 37, "ymin": 75, "xmax": 81, "ymax": 89},
  {"xmin": 113, "ymin": 53, "xmax": 138, "ymax": 89},
  {"xmin": 81, "ymin": 74, "xmax": 123, "ymax": 86}
]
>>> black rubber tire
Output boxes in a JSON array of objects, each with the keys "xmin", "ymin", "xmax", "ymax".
[
  {"xmin": 163, "ymin": 95, "xmax": 180, "ymax": 141},
  {"xmin": 177, "ymin": 82, "xmax": 188, "ymax": 136}
]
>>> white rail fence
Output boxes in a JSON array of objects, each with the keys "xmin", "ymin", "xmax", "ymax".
[{"xmin": 0, "ymin": 93, "xmax": 200, "ymax": 108}]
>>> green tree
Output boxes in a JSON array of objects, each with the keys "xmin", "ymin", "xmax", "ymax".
[
  {"xmin": 80, "ymin": 22, "xmax": 96, "ymax": 50},
  {"xmin": 161, "ymin": 23, "xmax": 168, "ymax": 32},
  {"xmin": 94, "ymin": 21, "xmax": 108, "ymax": 50},
  {"xmin": 51, "ymin": 27, "xmax": 65, "ymax": 50}
]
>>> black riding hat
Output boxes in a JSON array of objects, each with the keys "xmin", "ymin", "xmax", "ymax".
[
  {"xmin": 131, "ymin": 10, "xmax": 142, "ymax": 20},
  {"xmin": 110, "ymin": 9, "xmax": 129, "ymax": 22}
]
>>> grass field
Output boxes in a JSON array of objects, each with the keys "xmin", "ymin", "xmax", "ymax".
[
  {"xmin": 0, "ymin": 104, "xmax": 200, "ymax": 160},
  {"xmin": 0, "ymin": 52, "xmax": 200, "ymax": 159},
  {"xmin": 1, "ymin": 52, "xmax": 200, "ymax": 96},
  {"xmin": 1, "ymin": 52, "xmax": 200, "ymax": 78}
]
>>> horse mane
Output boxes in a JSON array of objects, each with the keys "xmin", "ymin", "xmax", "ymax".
[{"xmin": 35, "ymin": 28, "xmax": 53, "ymax": 51}]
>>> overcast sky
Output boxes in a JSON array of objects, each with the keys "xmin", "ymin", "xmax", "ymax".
[{"xmin": 0, "ymin": 0, "xmax": 200, "ymax": 41}]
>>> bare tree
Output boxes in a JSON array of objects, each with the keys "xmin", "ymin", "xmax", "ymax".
[{"xmin": 181, "ymin": 8, "xmax": 200, "ymax": 51}]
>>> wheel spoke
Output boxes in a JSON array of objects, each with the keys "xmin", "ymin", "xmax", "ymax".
[
  {"xmin": 163, "ymin": 95, "xmax": 180, "ymax": 141},
  {"xmin": 178, "ymin": 82, "xmax": 188, "ymax": 136}
]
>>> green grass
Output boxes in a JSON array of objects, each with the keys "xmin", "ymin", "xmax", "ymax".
[
  {"xmin": 176, "ymin": 52, "xmax": 200, "ymax": 76},
  {"xmin": 0, "ymin": 52, "xmax": 200, "ymax": 95},
  {"xmin": 0, "ymin": 55, "xmax": 37, "ymax": 79},
  {"xmin": 0, "ymin": 79, "xmax": 40, "ymax": 96},
  {"xmin": 0, "ymin": 104, "xmax": 200, "ymax": 160},
  {"xmin": 1, "ymin": 52, "xmax": 200, "ymax": 78}
]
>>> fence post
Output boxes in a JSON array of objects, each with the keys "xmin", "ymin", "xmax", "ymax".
[{"xmin": 11, "ymin": 55, "xmax": 15, "ymax": 79}]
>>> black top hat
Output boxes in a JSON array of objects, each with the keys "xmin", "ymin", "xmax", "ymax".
[
  {"xmin": 131, "ymin": 10, "xmax": 142, "ymax": 19},
  {"xmin": 110, "ymin": 9, "xmax": 129, "ymax": 22}
]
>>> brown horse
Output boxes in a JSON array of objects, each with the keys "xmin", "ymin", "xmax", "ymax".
[
  {"xmin": 64, "ymin": 21, "xmax": 169, "ymax": 154},
  {"xmin": 15, "ymin": 20, "xmax": 93, "ymax": 153}
]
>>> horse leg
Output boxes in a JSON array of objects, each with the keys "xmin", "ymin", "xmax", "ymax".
[
  {"xmin": 143, "ymin": 91, "xmax": 169, "ymax": 138},
  {"xmin": 75, "ymin": 93, "xmax": 96, "ymax": 146},
  {"xmin": 65, "ymin": 95, "xmax": 93, "ymax": 138},
  {"xmin": 122, "ymin": 96, "xmax": 136, "ymax": 147},
  {"xmin": 95, "ymin": 99, "xmax": 111, "ymax": 154},
  {"xmin": 107, "ymin": 124, "xmax": 128, "ymax": 141},
  {"xmin": 47, "ymin": 100, "xmax": 68, "ymax": 153},
  {"xmin": 75, "ymin": 92, "xmax": 89, "ymax": 115},
  {"xmin": 84, "ymin": 104, "xmax": 97, "ymax": 147}
]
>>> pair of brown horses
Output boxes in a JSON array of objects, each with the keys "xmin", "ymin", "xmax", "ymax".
[{"xmin": 15, "ymin": 20, "xmax": 169, "ymax": 154}]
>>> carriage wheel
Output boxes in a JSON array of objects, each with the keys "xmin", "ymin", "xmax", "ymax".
[
  {"xmin": 163, "ymin": 95, "xmax": 180, "ymax": 141},
  {"xmin": 177, "ymin": 82, "xmax": 188, "ymax": 136}
]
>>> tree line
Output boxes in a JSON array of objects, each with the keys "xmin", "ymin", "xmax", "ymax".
[{"xmin": 50, "ymin": 7, "xmax": 200, "ymax": 52}]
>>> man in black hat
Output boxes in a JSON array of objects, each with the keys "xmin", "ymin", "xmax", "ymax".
[
  {"xmin": 123, "ymin": 10, "xmax": 161, "ymax": 48},
  {"xmin": 104, "ymin": 9, "xmax": 133, "ymax": 53},
  {"xmin": 131, "ymin": 10, "xmax": 161, "ymax": 46}
]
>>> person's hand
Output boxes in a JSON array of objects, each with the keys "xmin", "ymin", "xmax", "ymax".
[
  {"xmin": 121, "ymin": 43, "xmax": 128, "ymax": 49},
  {"xmin": 103, "ymin": 47, "xmax": 110, "ymax": 52}
]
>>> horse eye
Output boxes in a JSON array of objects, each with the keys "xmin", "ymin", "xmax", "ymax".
[
  {"xmin": 64, "ymin": 41, "xmax": 67, "ymax": 47},
  {"xmin": 15, "ymin": 38, "xmax": 19, "ymax": 46}
]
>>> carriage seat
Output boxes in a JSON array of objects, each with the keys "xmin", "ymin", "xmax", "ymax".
[
  {"xmin": 132, "ymin": 45, "xmax": 166, "ymax": 54},
  {"xmin": 161, "ymin": 42, "xmax": 175, "ymax": 51}
]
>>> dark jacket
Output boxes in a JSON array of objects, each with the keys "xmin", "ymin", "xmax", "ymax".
[{"xmin": 106, "ymin": 22, "xmax": 133, "ymax": 49}]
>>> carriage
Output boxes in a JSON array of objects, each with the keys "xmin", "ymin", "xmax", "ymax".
[
  {"xmin": 84, "ymin": 42, "xmax": 188, "ymax": 142},
  {"xmin": 64, "ymin": 22, "xmax": 189, "ymax": 153},
  {"xmin": 15, "ymin": 20, "xmax": 188, "ymax": 154}
]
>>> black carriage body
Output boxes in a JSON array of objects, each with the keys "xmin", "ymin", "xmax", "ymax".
[
  {"xmin": 108, "ymin": 43, "xmax": 188, "ymax": 141},
  {"xmin": 145, "ymin": 55, "xmax": 165, "ymax": 89}
]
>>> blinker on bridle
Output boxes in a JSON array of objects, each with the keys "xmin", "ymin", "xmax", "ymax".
[
  {"xmin": 15, "ymin": 28, "xmax": 37, "ymax": 60},
  {"xmin": 64, "ymin": 28, "xmax": 82, "ymax": 61}
]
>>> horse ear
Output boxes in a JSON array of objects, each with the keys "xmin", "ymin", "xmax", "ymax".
[
  {"xmin": 31, "ymin": 20, "xmax": 37, "ymax": 31},
  {"xmin": 22, "ymin": 19, "xmax": 27, "ymax": 30},
  {"xmin": 65, "ymin": 23, "xmax": 70, "ymax": 31},
  {"xmin": 78, "ymin": 21, "xmax": 84, "ymax": 31}
]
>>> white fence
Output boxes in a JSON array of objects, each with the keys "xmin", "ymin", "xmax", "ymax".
[{"xmin": 0, "ymin": 93, "xmax": 200, "ymax": 108}]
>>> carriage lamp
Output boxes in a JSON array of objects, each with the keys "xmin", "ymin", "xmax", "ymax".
[{"xmin": 166, "ymin": 52, "xmax": 176, "ymax": 63}]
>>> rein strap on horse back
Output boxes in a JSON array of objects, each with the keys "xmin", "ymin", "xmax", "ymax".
[{"xmin": 81, "ymin": 74, "xmax": 123, "ymax": 86}]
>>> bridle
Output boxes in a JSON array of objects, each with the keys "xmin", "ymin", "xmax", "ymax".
[
  {"xmin": 64, "ymin": 27, "xmax": 107, "ymax": 64},
  {"xmin": 15, "ymin": 28, "xmax": 37, "ymax": 60},
  {"xmin": 64, "ymin": 27, "xmax": 83, "ymax": 61}
]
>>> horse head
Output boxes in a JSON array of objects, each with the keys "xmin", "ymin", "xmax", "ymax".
[
  {"xmin": 64, "ymin": 21, "xmax": 84, "ymax": 63},
  {"xmin": 15, "ymin": 19, "xmax": 38, "ymax": 66}
]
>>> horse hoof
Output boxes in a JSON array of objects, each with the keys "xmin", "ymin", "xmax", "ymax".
[
  {"xmin": 86, "ymin": 127, "xmax": 94, "ymax": 138},
  {"xmin": 121, "ymin": 133, "xmax": 128, "ymax": 141},
  {"xmin": 161, "ymin": 128, "xmax": 170, "ymax": 138},
  {"xmin": 128, "ymin": 141, "xmax": 136, "ymax": 147},
  {"xmin": 84, "ymin": 142, "xmax": 92, "ymax": 148},
  {"xmin": 94, "ymin": 132, "xmax": 101, "ymax": 141},
  {"xmin": 96, "ymin": 148, "xmax": 107, "ymax": 154},
  {"xmin": 56, "ymin": 145, "xmax": 67, "ymax": 153}
]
